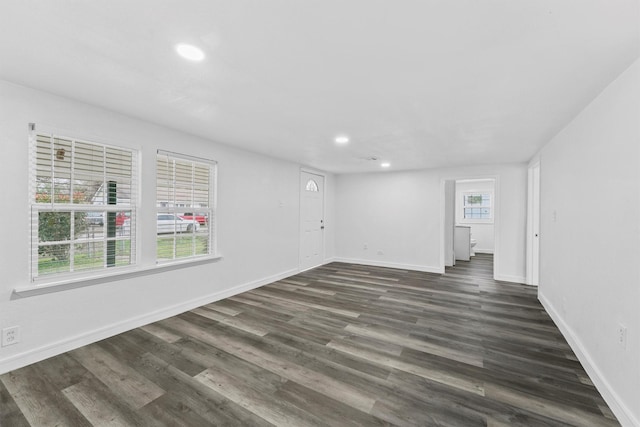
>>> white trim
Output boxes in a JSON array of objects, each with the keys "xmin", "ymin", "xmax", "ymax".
[
  {"xmin": 14, "ymin": 256, "xmax": 223, "ymax": 296},
  {"xmin": 526, "ymin": 164, "xmax": 534, "ymax": 285},
  {"xmin": 331, "ymin": 257, "xmax": 443, "ymax": 274},
  {"xmin": 156, "ymin": 149, "xmax": 217, "ymax": 165},
  {"xmin": 526, "ymin": 161, "xmax": 541, "ymax": 286},
  {"xmin": 2, "ymin": 267, "xmax": 298, "ymax": 375},
  {"xmin": 539, "ymin": 292, "xmax": 638, "ymax": 427},
  {"xmin": 492, "ymin": 176, "xmax": 501, "ymax": 281},
  {"xmin": 474, "ymin": 249, "xmax": 494, "ymax": 254},
  {"xmin": 298, "ymin": 264, "xmax": 321, "ymax": 273},
  {"xmin": 299, "ymin": 166, "xmax": 327, "ymax": 176},
  {"xmin": 439, "ymin": 179, "xmax": 447, "ymax": 272},
  {"xmin": 493, "ymin": 274, "xmax": 526, "ymax": 284}
]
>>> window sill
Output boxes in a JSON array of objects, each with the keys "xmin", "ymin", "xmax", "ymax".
[
  {"xmin": 12, "ymin": 255, "xmax": 223, "ymax": 298},
  {"xmin": 458, "ymin": 220, "xmax": 494, "ymax": 225}
]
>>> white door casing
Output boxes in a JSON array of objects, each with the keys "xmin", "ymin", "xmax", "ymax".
[
  {"xmin": 444, "ymin": 180, "xmax": 456, "ymax": 267},
  {"xmin": 527, "ymin": 162, "xmax": 541, "ymax": 286},
  {"xmin": 299, "ymin": 171, "xmax": 324, "ymax": 271}
]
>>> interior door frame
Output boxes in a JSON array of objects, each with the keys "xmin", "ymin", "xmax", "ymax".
[
  {"xmin": 299, "ymin": 168, "xmax": 326, "ymax": 272},
  {"xmin": 439, "ymin": 175, "xmax": 499, "ymax": 278},
  {"xmin": 442, "ymin": 180, "xmax": 456, "ymax": 267},
  {"xmin": 526, "ymin": 161, "xmax": 541, "ymax": 286}
]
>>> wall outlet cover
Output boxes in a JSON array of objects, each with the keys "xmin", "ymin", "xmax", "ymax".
[
  {"xmin": 617, "ymin": 324, "xmax": 627, "ymax": 349},
  {"xmin": 2, "ymin": 326, "xmax": 21, "ymax": 347}
]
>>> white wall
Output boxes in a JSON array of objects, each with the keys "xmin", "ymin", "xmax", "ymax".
[
  {"xmin": 537, "ymin": 59, "xmax": 639, "ymax": 427},
  {"xmin": 0, "ymin": 81, "xmax": 334, "ymax": 374},
  {"xmin": 455, "ymin": 179, "xmax": 495, "ymax": 253},
  {"xmin": 334, "ymin": 163, "xmax": 527, "ymax": 282}
]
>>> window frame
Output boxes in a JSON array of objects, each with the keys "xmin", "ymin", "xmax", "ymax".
[
  {"xmin": 459, "ymin": 191, "xmax": 494, "ymax": 224},
  {"xmin": 29, "ymin": 127, "xmax": 139, "ymax": 283},
  {"xmin": 155, "ymin": 149, "xmax": 217, "ymax": 264}
]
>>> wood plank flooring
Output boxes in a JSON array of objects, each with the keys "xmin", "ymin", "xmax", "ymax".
[{"xmin": 0, "ymin": 254, "xmax": 619, "ymax": 426}]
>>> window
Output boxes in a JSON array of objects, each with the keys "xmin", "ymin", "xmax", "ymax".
[
  {"xmin": 156, "ymin": 150, "xmax": 216, "ymax": 262},
  {"xmin": 462, "ymin": 192, "xmax": 492, "ymax": 222},
  {"xmin": 30, "ymin": 130, "xmax": 137, "ymax": 279},
  {"xmin": 305, "ymin": 179, "xmax": 319, "ymax": 192}
]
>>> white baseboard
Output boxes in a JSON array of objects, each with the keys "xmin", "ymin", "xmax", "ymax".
[
  {"xmin": 475, "ymin": 248, "xmax": 494, "ymax": 254},
  {"xmin": 493, "ymin": 274, "xmax": 526, "ymax": 284},
  {"xmin": 330, "ymin": 257, "xmax": 443, "ymax": 274},
  {"xmin": 0, "ymin": 268, "xmax": 298, "ymax": 375},
  {"xmin": 539, "ymin": 292, "xmax": 639, "ymax": 427}
]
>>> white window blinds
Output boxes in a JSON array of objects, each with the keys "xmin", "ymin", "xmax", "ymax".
[
  {"xmin": 156, "ymin": 150, "xmax": 216, "ymax": 262},
  {"xmin": 30, "ymin": 130, "xmax": 138, "ymax": 279}
]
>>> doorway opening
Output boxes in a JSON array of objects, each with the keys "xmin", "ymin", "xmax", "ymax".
[
  {"xmin": 442, "ymin": 177, "xmax": 498, "ymax": 279},
  {"xmin": 446, "ymin": 253, "xmax": 495, "ymax": 280}
]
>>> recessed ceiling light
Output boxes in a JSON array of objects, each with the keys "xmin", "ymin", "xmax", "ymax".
[
  {"xmin": 335, "ymin": 136, "xmax": 349, "ymax": 144},
  {"xmin": 381, "ymin": 162, "xmax": 391, "ymax": 168},
  {"xmin": 176, "ymin": 43, "xmax": 205, "ymax": 61}
]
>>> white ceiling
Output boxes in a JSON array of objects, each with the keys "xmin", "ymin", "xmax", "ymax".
[{"xmin": 1, "ymin": 1, "xmax": 638, "ymax": 173}]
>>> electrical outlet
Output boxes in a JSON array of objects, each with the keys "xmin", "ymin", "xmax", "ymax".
[
  {"xmin": 2, "ymin": 326, "xmax": 21, "ymax": 347},
  {"xmin": 618, "ymin": 324, "xmax": 627, "ymax": 349},
  {"xmin": 363, "ymin": 244, "xmax": 368, "ymax": 250}
]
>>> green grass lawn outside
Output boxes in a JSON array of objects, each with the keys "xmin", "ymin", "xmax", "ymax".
[
  {"xmin": 157, "ymin": 235, "xmax": 209, "ymax": 260},
  {"xmin": 38, "ymin": 235, "xmax": 209, "ymax": 275},
  {"xmin": 39, "ymin": 240, "xmax": 132, "ymax": 275}
]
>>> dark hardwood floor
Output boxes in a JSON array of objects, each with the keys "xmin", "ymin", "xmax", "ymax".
[{"xmin": 1, "ymin": 254, "xmax": 619, "ymax": 426}]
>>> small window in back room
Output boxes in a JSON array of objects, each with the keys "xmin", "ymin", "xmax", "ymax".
[{"xmin": 463, "ymin": 192, "xmax": 492, "ymax": 220}]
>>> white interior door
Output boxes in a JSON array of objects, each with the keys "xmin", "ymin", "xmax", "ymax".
[{"xmin": 300, "ymin": 171, "xmax": 324, "ymax": 271}]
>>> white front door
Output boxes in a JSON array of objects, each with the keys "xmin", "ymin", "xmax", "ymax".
[{"xmin": 299, "ymin": 171, "xmax": 324, "ymax": 271}]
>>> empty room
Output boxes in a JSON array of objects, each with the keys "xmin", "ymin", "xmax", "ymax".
[{"xmin": 0, "ymin": 1, "xmax": 638, "ymax": 426}]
